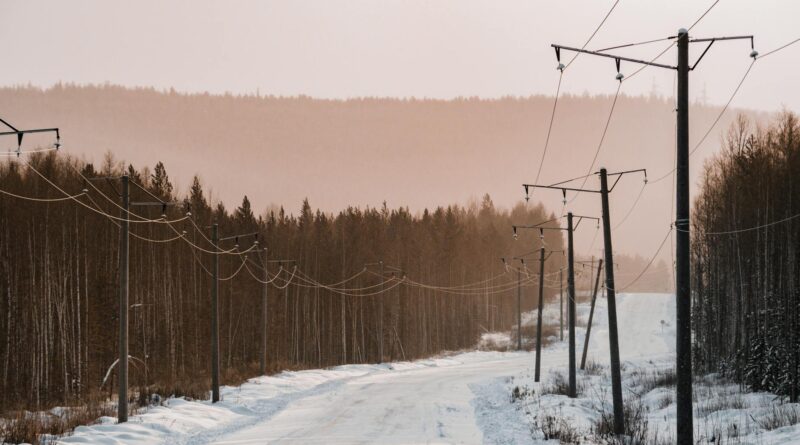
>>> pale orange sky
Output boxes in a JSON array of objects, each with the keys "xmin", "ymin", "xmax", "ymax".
[{"xmin": 1, "ymin": 0, "xmax": 797, "ymax": 111}]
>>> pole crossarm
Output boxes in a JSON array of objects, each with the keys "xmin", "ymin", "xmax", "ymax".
[
  {"xmin": 0, "ymin": 127, "xmax": 60, "ymax": 137},
  {"xmin": 513, "ymin": 249, "xmax": 561, "ymax": 262},
  {"xmin": 552, "ymin": 43, "xmax": 678, "ymax": 70},
  {"xmin": 0, "ymin": 116, "xmax": 61, "ymax": 154},
  {"xmin": 554, "ymin": 35, "xmax": 755, "ymax": 77},
  {"xmin": 569, "ymin": 215, "xmax": 600, "ymax": 231},
  {"xmin": 219, "ymin": 231, "xmax": 260, "ymax": 242},
  {"xmin": 524, "ymin": 183, "xmax": 601, "ymax": 195},
  {"xmin": 523, "ymin": 169, "xmax": 645, "ymax": 199}
]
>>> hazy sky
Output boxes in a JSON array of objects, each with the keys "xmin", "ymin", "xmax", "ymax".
[
  {"xmin": 1, "ymin": 0, "xmax": 798, "ymax": 112},
  {"xmin": 2, "ymin": 0, "xmax": 799, "ymax": 259}
]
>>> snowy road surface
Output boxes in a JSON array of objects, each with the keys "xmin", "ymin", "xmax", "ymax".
[
  {"xmin": 59, "ymin": 293, "xmax": 674, "ymax": 444},
  {"xmin": 209, "ymin": 352, "xmax": 538, "ymax": 444}
]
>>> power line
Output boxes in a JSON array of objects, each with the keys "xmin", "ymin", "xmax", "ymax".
[
  {"xmin": 688, "ymin": 0, "xmax": 720, "ymax": 31},
  {"xmin": 563, "ymin": 0, "xmax": 622, "ymax": 70},
  {"xmin": 0, "ymin": 187, "xmax": 85, "ymax": 202},
  {"xmin": 650, "ymin": 58, "xmax": 755, "ymax": 184},
  {"xmin": 533, "ymin": 0, "xmax": 622, "ymax": 196},
  {"xmin": 680, "ymin": 212, "xmax": 800, "ymax": 235},
  {"xmin": 532, "ymin": 72, "xmax": 563, "ymax": 190},
  {"xmin": 611, "ymin": 182, "xmax": 647, "ymax": 231},
  {"xmin": 24, "ymin": 160, "xmax": 190, "ymax": 225},
  {"xmin": 609, "ymin": 227, "xmax": 672, "ymax": 292},
  {"xmin": 569, "ymin": 81, "xmax": 623, "ymax": 204},
  {"xmin": 758, "ymin": 37, "xmax": 800, "ymax": 59}
]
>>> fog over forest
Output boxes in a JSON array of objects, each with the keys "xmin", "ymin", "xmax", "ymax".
[{"xmin": 0, "ymin": 84, "xmax": 766, "ymax": 257}]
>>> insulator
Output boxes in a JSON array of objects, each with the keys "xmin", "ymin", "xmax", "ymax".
[{"xmin": 750, "ymin": 50, "xmax": 759, "ymax": 59}]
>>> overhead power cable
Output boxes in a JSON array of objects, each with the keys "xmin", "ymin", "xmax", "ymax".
[
  {"xmin": 688, "ymin": 0, "xmax": 720, "ymax": 31},
  {"xmin": 650, "ymin": 59, "xmax": 755, "ymax": 184},
  {"xmin": 649, "ymin": 36, "xmax": 800, "ymax": 185},
  {"xmin": 0, "ymin": 187, "xmax": 85, "ymax": 202},
  {"xmin": 758, "ymin": 37, "xmax": 800, "ymax": 59},
  {"xmin": 532, "ymin": 0, "xmax": 621, "ymax": 197},
  {"xmin": 24, "ymin": 160, "xmax": 190, "ymax": 225},
  {"xmin": 563, "ymin": 0, "xmax": 622, "ymax": 70},
  {"xmin": 611, "ymin": 182, "xmax": 647, "ymax": 231},
  {"xmin": 217, "ymin": 254, "xmax": 249, "ymax": 282},
  {"xmin": 82, "ymin": 192, "xmax": 189, "ymax": 244},
  {"xmin": 609, "ymin": 227, "xmax": 672, "ymax": 292},
  {"xmin": 681, "ymin": 212, "xmax": 800, "ymax": 236}
]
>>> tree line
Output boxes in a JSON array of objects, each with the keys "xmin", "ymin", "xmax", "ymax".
[
  {"xmin": 0, "ymin": 152, "xmax": 564, "ymax": 413},
  {"xmin": 692, "ymin": 112, "xmax": 800, "ymax": 401}
]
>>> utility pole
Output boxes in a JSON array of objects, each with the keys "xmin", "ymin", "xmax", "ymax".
[
  {"xmin": 259, "ymin": 257, "xmax": 295, "ymax": 376},
  {"xmin": 600, "ymin": 168, "xmax": 624, "ymax": 434},
  {"xmin": 552, "ymin": 33, "xmax": 755, "ymax": 443},
  {"xmin": 560, "ymin": 269, "xmax": 564, "ymax": 341},
  {"xmin": 566, "ymin": 212, "xmax": 577, "ymax": 398},
  {"xmin": 517, "ymin": 265, "xmax": 522, "ymax": 351},
  {"xmin": 581, "ymin": 258, "xmax": 603, "ymax": 370},
  {"xmin": 118, "ymin": 175, "xmax": 129, "ymax": 423},
  {"xmin": 210, "ymin": 224, "xmax": 220, "ymax": 403},
  {"xmin": 514, "ymin": 214, "xmax": 595, "ymax": 396},
  {"xmin": 512, "ymin": 223, "xmax": 560, "ymax": 382},
  {"xmin": 209, "ymin": 230, "xmax": 260, "ymax": 399},
  {"xmin": 536, "ymin": 245, "xmax": 545, "ymax": 381},
  {"xmin": 674, "ymin": 30, "xmax": 694, "ymax": 442},
  {"xmin": 260, "ymin": 249, "xmax": 268, "ymax": 376},
  {"xmin": 108, "ymin": 178, "xmax": 182, "ymax": 421},
  {"xmin": 524, "ymin": 171, "xmax": 635, "ymax": 426},
  {"xmin": 380, "ymin": 261, "xmax": 384, "ymax": 362},
  {"xmin": 364, "ymin": 261, "xmax": 386, "ymax": 363}
]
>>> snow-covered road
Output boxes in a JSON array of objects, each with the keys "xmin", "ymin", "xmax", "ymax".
[
  {"xmin": 210, "ymin": 352, "xmax": 537, "ymax": 445},
  {"xmin": 59, "ymin": 293, "xmax": 675, "ymax": 444}
]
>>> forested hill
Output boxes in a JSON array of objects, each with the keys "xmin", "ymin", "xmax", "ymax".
[{"xmin": 0, "ymin": 84, "xmax": 763, "ymax": 256}]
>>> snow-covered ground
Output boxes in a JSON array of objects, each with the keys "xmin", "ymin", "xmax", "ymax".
[
  {"xmin": 478, "ymin": 293, "xmax": 800, "ymax": 444},
  {"xmin": 49, "ymin": 293, "xmax": 800, "ymax": 444}
]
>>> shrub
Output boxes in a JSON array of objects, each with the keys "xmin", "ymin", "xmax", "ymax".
[
  {"xmin": 592, "ymin": 398, "xmax": 650, "ymax": 444},
  {"xmin": 534, "ymin": 412, "xmax": 582, "ymax": 443}
]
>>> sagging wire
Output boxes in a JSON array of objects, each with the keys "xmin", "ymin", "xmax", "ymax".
[{"xmin": 24, "ymin": 160, "xmax": 190, "ymax": 225}]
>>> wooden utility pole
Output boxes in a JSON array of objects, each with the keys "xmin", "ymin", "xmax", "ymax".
[
  {"xmin": 600, "ymin": 168, "xmax": 624, "ymax": 434},
  {"xmin": 210, "ymin": 224, "xmax": 220, "ymax": 403},
  {"xmin": 581, "ymin": 258, "xmax": 603, "ymax": 370},
  {"xmin": 535, "ymin": 245, "xmax": 545, "ymax": 382},
  {"xmin": 380, "ymin": 261, "xmax": 384, "ymax": 363},
  {"xmin": 260, "ymin": 248, "xmax": 268, "ymax": 376},
  {"xmin": 674, "ymin": 30, "xmax": 693, "ymax": 443},
  {"xmin": 117, "ymin": 175, "xmax": 129, "ymax": 423},
  {"xmin": 517, "ymin": 266, "xmax": 522, "ymax": 351},
  {"xmin": 560, "ymin": 269, "xmax": 564, "ymax": 341},
  {"xmin": 566, "ymin": 212, "xmax": 577, "ymax": 398}
]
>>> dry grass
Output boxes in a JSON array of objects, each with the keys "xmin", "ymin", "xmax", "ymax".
[
  {"xmin": 592, "ymin": 398, "xmax": 650, "ymax": 444},
  {"xmin": 755, "ymin": 404, "xmax": 800, "ymax": 431},
  {"xmin": 540, "ymin": 371, "xmax": 587, "ymax": 398},
  {"xmin": 534, "ymin": 409, "xmax": 583, "ymax": 443},
  {"xmin": 582, "ymin": 359, "xmax": 605, "ymax": 376},
  {"xmin": 0, "ymin": 399, "xmax": 116, "ymax": 445},
  {"xmin": 627, "ymin": 366, "xmax": 677, "ymax": 394},
  {"xmin": 511, "ymin": 323, "xmax": 560, "ymax": 351}
]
